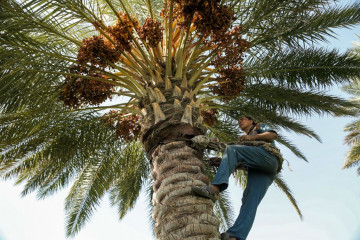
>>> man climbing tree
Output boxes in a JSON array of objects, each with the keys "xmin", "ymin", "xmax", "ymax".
[
  {"xmin": 2, "ymin": 0, "xmax": 360, "ymax": 239},
  {"xmin": 192, "ymin": 116, "xmax": 282, "ymax": 240}
]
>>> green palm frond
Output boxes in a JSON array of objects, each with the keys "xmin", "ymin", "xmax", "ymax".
[
  {"xmin": 1, "ymin": 1, "xmax": 82, "ymax": 46},
  {"xmin": 64, "ymin": 140, "xmax": 147, "ymax": 237},
  {"xmin": 343, "ymin": 144, "xmax": 360, "ymax": 169},
  {"xmin": 239, "ymin": 1, "xmax": 360, "ymax": 48},
  {"xmin": 109, "ymin": 141, "xmax": 149, "ymax": 219},
  {"xmin": 240, "ymin": 84, "xmax": 355, "ymax": 117},
  {"xmin": 274, "ymin": 175, "xmax": 303, "ymax": 220},
  {"xmin": 215, "ymin": 190, "xmax": 235, "ymax": 233},
  {"xmin": 233, "ymin": 170, "xmax": 303, "ymax": 219},
  {"xmin": 0, "ymin": 111, "xmax": 120, "ymax": 190},
  {"xmin": 276, "ymin": 135, "xmax": 308, "ymax": 162},
  {"xmin": 206, "ymin": 118, "xmax": 240, "ymax": 143},
  {"xmin": 343, "ymin": 79, "xmax": 360, "ymax": 109},
  {"xmin": 343, "ymin": 119, "xmax": 360, "ymax": 171},
  {"xmin": 145, "ymin": 179, "xmax": 156, "ymax": 238},
  {"xmin": 65, "ymin": 149, "xmax": 117, "ymax": 237},
  {"xmin": 343, "ymin": 117, "xmax": 360, "ymax": 175},
  {"xmin": 342, "ymin": 41, "xmax": 360, "ymax": 176},
  {"xmin": 245, "ymin": 48, "xmax": 360, "ymax": 89},
  {"xmin": 221, "ymin": 105, "xmax": 321, "ymax": 141},
  {"xmin": 344, "ymin": 119, "xmax": 360, "ymax": 144},
  {"xmin": 233, "ymin": 170, "xmax": 248, "ymax": 190}
]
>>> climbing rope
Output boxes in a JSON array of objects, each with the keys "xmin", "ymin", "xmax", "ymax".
[{"xmin": 191, "ymin": 135, "xmax": 284, "ymax": 173}]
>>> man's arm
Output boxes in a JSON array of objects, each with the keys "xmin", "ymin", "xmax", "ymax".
[{"xmin": 238, "ymin": 131, "xmax": 277, "ymax": 142}]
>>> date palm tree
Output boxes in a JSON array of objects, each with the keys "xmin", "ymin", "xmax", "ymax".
[
  {"xmin": 1, "ymin": 0, "xmax": 360, "ymax": 239},
  {"xmin": 343, "ymin": 40, "xmax": 360, "ymax": 176}
]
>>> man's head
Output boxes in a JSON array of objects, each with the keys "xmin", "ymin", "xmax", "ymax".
[{"xmin": 238, "ymin": 116, "xmax": 256, "ymax": 132}]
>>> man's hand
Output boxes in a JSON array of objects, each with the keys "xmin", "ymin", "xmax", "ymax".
[
  {"xmin": 238, "ymin": 135, "xmax": 256, "ymax": 141},
  {"xmin": 238, "ymin": 132, "xmax": 277, "ymax": 142}
]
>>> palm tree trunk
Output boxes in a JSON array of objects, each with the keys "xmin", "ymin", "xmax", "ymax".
[
  {"xmin": 139, "ymin": 80, "xmax": 220, "ymax": 239},
  {"xmin": 151, "ymin": 140, "xmax": 220, "ymax": 240}
]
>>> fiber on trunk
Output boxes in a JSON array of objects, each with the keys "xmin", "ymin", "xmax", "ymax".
[{"xmin": 151, "ymin": 141, "xmax": 220, "ymax": 240}]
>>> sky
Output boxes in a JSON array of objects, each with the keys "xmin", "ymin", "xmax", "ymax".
[{"xmin": 1, "ymin": 1, "xmax": 360, "ymax": 240}]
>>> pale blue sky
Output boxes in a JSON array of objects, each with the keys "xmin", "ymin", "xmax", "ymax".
[{"xmin": 1, "ymin": 1, "xmax": 360, "ymax": 240}]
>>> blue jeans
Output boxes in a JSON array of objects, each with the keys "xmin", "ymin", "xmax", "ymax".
[{"xmin": 211, "ymin": 145, "xmax": 278, "ymax": 240}]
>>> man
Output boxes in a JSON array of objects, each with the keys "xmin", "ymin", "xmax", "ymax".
[{"xmin": 192, "ymin": 116, "xmax": 280, "ymax": 240}]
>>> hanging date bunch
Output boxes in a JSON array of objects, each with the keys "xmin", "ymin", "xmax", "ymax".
[
  {"xmin": 200, "ymin": 108, "xmax": 219, "ymax": 127},
  {"xmin": 172, "ymin": 0, "xmax": 233, "ymax": 36},
  {"xmin": 170, "ymin": 0, "xmax": 251, "ymax": 99},
  {"xmin": 211, "ymin": 26, "xmax": 251, "ymax": 67},
  {"xmin": 77, "ymin": 35, "xmax": 121, "ymax": 69},
  {"xmin": 107, "ymin": 12, "xmax": 140, "ymax": 51},
  {"xmin": 59, "ymin": 13, "xmax": 142, "ymax": 109},
  {"xmin": 103, "ymin": 110, "xmax": 141, "ymax": 141},
  {"xmin": 137, "ymin": 18, "xmax": 163, "ymax": 48},
  {"xmin": 209, "ymin": 24, "xmax": 251, "ymax": 100},
  {"xmin": 210, "ymin": 66, "xmax": 246, "ymax": 101},
  {"xmin": 59, "ymin": 65, "xmax": 115, "ymax": 108}
]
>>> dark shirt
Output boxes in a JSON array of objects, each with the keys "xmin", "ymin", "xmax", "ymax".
[{"xmin": 248, "ymin": 123, "xmax": 277, "ymax": 146}]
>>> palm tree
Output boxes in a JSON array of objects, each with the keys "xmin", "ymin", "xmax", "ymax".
[
  {"xmin": 1, "ymin": 0, "xmax": 360, "ymax": 239},
  {"xmin": 343, "ymin": 40, "xmax": 360, "ymax": 176}
]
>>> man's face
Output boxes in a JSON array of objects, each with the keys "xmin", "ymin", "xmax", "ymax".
[{"xmin": 238, "ymin": 116, "xmax": 254, "ymax": 131}]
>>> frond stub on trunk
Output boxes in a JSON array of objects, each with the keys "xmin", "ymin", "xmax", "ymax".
[
  {"xmin": 154, "ymin": 88, "xmax": 167, "ymax": 102},
  {"xmin": 147, "ymin": 87, "xmax": 156, "ymax": 102},
  {"xmin": 181, "ymin": 75, "xmax": 188, "ymax": 88},
  {"xmin": 152, "ymin": 103, "xmax": 166, "ymax": 123},
  {"xmin": 165, "ymin": 77, "xmax": 173, "ymax": 91},
  {"xmin": 182, "ymin": 90, "xmax": 191, "ymax": 100},
  {"xmin": 196, "ymin": 116, "xmax": 204, "ymax": 125},
  {"xmin": 174, "ymin": 99, "xmax": 182, "ymax": 109},
  {"xmin": 181, "ymin": 105, "xmax": 193, "ymax": 125},
  {"xmin": 173, "ymin": 86, "xmax": 182, "ymax": 97}
]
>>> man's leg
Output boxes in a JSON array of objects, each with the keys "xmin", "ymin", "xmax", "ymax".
[
  {"xmin": 211, "ymin": 145, "xmax": 278, "ymax": 192},
  {"xmin": 226, "ymin": 168, "xmax": 276, "ymax": 240}
]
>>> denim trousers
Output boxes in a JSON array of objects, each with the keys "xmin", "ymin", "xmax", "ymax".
[{"xmin": 211, "ymin": 145, "xmax": 278, "ymax": 240}]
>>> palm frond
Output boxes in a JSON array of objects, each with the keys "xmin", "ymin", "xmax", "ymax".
[
  {"xmin": 1, "ymin": 0, "xmax": 82, "ymax": 46},
  {"xmin": 214, "ymin": 190, "xmax": 235, "ymax": 233},
  {"xmin": 274, "ymin": 174, "xmax": 303, "ymax": 220},
  {"xmin": 276, "ymin": 135, "xmax": 308, "ymax": 162},
  {"xmin": 344, "ymin": 118, "xmax": 360, "ymax": 141},
  {"xmin": 240, "ymin": 1, "xmax": 360, "ymax": 48},
  {"xmin": 343, "ymin": 144, "xmax": 360, "ymax": 169},
  {"xmin": 240, "ymin": 84, "xmax": 355, "ymax": 117},
  {"xmin": 109, "ymin": 141, "xmax": 150, "ymax": 219},
  {"xmin": 205, "ymin": 115, "xmax": 240, "ymax": 143},
  {"xmin": 221, "ymin": 105, "xmax": 321, "ymax": 141},
  {"xmin": 144, "ymin": 179, "xmax": 156, "ymax": 238},
  {"xmin": 65, "ymin": 148, "xmax": 119, "ymax": 237},
  {"xmin": 0, "ymin": 110, "xmax": 119, "ymax": 185},
  {"xmin": 245, "ymin": 48, "xmax": 360, "ymax": 89}
]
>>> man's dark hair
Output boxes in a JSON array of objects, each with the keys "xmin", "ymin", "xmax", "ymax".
[{"xmin": 239, "ymin": 115, "xmax": 257, "ymax": 125}]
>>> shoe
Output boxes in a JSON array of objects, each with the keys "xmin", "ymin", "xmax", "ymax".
[
  {"xmin": 220, "ymin": 232, "xmax": 229, "ymax": 240},
  {"xmin": 191, "ymin": 185, "xmax": 218, "ymax": 203},
  {"xmin": 220, "ymin": 232, "xmax": 241, "ymax": 240}
]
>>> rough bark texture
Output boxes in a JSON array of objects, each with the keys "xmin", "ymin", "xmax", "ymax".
[
  {"xmin": 151, "ymin": 141, "xmax": 220, "ymax": 240},
  {"xmin": 139, "ymin": 80, "xmax": 220, "ymax": 239}
]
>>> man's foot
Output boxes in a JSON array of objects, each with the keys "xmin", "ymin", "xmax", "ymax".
[
  {"xmin": 220, "ymin": 232, "xmax": 229, "ymax": 240},
  {"xmin": 191, "ymin": 185, "xmax": 219, "ymax": 202},
  {"xmin": 220, "ymin": 232, "xmax": 239, "ymax": 240}
]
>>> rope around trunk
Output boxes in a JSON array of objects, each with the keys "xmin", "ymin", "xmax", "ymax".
[{"xmin": 190, "ymin": 135, "xmax": 284, "ymax": 173}]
